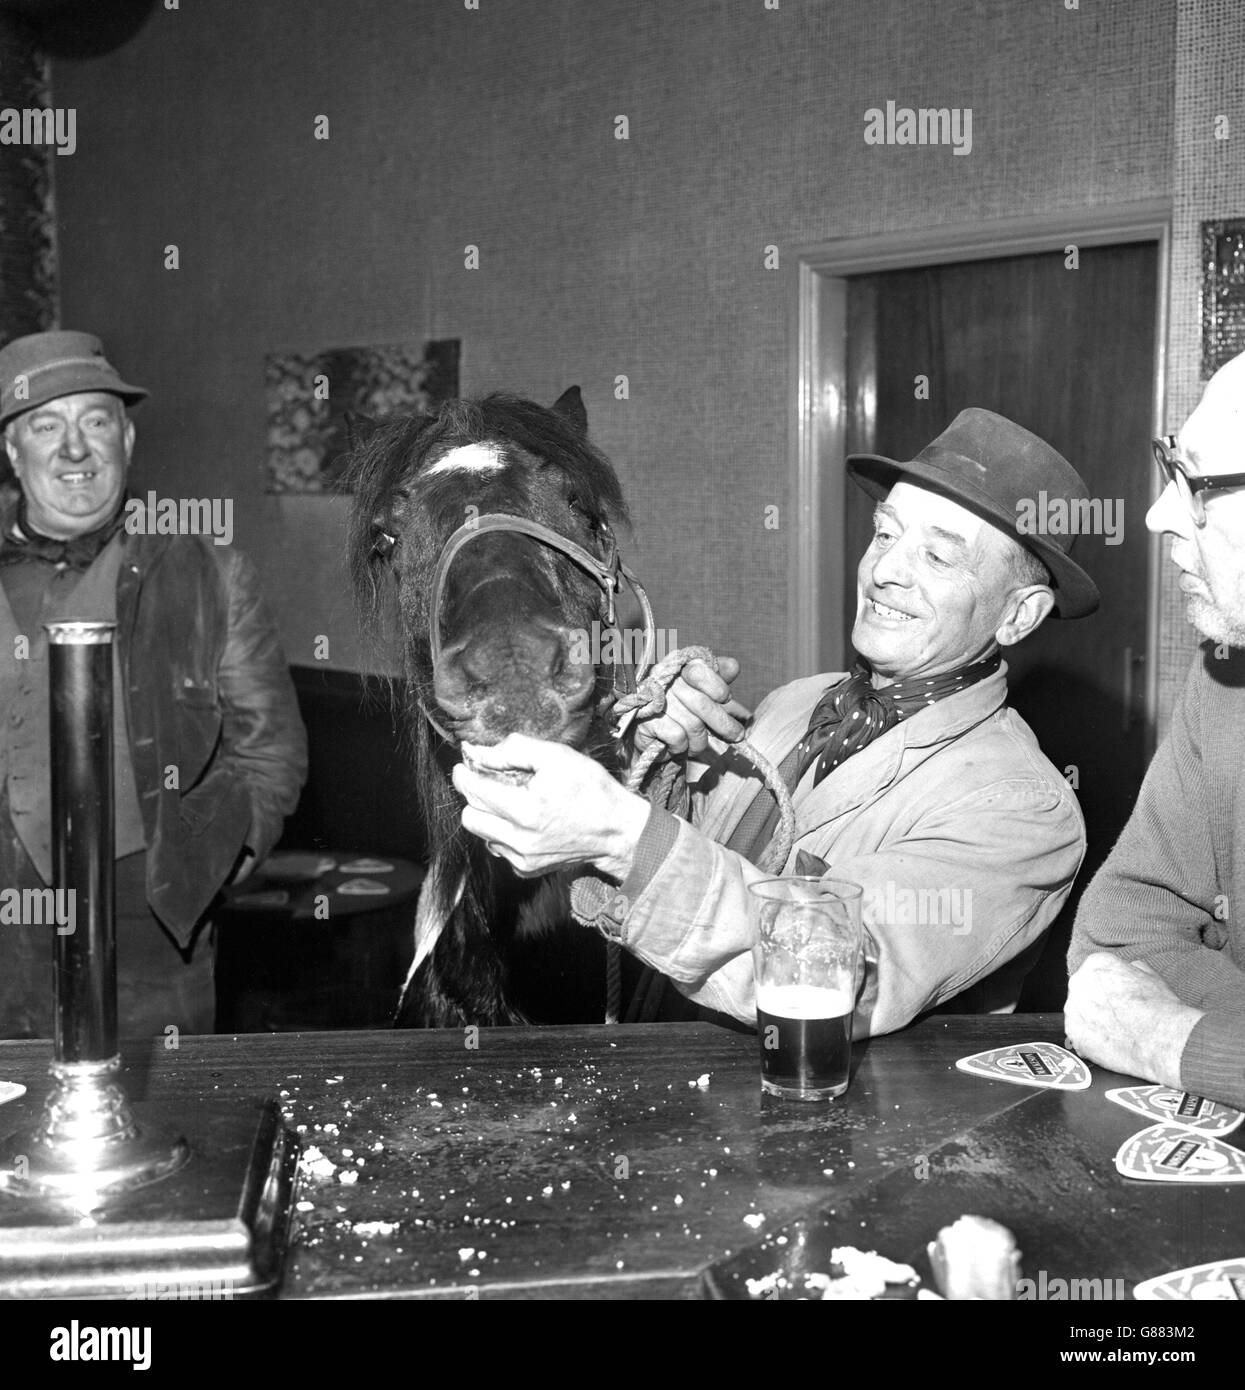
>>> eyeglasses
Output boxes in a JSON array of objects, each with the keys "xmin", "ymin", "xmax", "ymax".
[{"xmin": 1153, "ymin": 435, "xmax": 1245, "ymax": 527}]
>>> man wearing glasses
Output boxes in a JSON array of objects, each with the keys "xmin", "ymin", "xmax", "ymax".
[{"xmin": 1066, "ymin": 350, "xmax": 1245, "ymax": 1108}]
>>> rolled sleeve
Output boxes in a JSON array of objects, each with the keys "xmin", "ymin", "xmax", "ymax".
[{"xmin": 1180, "ymin": 1009, "xmax": 1245, "ymax": 1111}]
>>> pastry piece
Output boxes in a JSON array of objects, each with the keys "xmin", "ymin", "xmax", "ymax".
[{"xmin": 927, "ymin": 1215, "xmax": 1021, "ymax": 1299}]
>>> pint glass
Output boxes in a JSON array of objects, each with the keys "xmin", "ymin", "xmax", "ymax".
[{"xmin": 749, "ymin": 877, "xmax": 864, "ymax": 1101}]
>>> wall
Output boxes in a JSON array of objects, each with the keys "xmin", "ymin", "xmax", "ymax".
[{"xmin": 49, "ymin": 0, "xmax": 1176, "ymax": 705}]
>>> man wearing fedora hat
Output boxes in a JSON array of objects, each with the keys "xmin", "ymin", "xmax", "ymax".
[
  {"xmin": 0, "ymin": 330, "xmax": 306, "ymax": 1040},
  {"xmin": 451, "ymin": 409, "xmax": 1097, "ymax": 1032},
  {"xmin": 1066, "ymin": 350, "xmax": 1245, "ymax": 1108}
]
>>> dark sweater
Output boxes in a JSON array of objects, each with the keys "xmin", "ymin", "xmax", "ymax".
[{"xmin": 1069, "ymin": 645, "xmax": 1245, "ymax": 1107}]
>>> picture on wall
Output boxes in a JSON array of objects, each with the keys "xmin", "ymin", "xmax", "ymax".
[
  {"xmin": 264, "ymin": 338, "xmax": 460, "ymax": 493},
  {"xmin": 1201, "ymin": 220, "xmax": 1245, "ymax": 380}
]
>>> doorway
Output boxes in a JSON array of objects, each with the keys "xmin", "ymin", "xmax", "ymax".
[{"xmin": 788, "ymin": 206, "xmax": 1169, "ymax": 1008}]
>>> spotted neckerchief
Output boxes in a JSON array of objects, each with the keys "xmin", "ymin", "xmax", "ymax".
[
  {"xmin": 798, "ymin": 652, "xmax": 1003, "ymax": 789},
  {"xmin": 0, "ymin": 494, "xmax": 129, "ymax": 573},
  {"xmin": 726, "ymin": 652, "xmax": 1003, "ymax": 867}
]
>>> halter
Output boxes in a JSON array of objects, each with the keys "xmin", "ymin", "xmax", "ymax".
[{"xmin": 382, "ymin": 512, "xmax": 656, "ymax": 747}]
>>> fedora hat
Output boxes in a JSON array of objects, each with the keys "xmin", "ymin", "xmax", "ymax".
[
  {"xmin": 847, "ymin": 408, "xmax": 1100, "ymax": 618},
  {"xmin": 0, "ymin": 330, "xmax": 147, "ymax": 428}
]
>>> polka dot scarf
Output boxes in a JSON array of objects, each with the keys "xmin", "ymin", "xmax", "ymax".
[
  {"xmin": 798, "ymin": 652, "xmax": 1004, "ymax": 789},
  {"xmin": 725, "ymin": 650, "xmax": 1005, "ymax": 868}
]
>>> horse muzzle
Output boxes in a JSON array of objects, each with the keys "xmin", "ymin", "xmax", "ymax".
[{"xmin": 432, "ymin": 618, "xmax": 599, "ymax": 744}]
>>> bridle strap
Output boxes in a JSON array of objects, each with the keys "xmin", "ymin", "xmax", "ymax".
[
  {"xmin": 429, "ymin": 514, "xmax": 610, "ymax": 666},
  {"xmin": 426, "ymin": 511, "xmax": 656, "ymax": 689}
]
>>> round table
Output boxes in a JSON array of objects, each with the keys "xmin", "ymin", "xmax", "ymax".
[{"xmin": 213, "ymin": 850, "xmax": 425, "ymax": 1032}]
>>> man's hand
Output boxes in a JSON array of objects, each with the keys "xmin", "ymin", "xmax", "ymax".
[
  {"xmin": 453, "ymin": 735, "xmax": 650, "ymax": 882},
  {"xmin": 632, "ymin": 656, "xmax": 750, "ymax": 759},
  {"xmin": 1065, "ymin": 952, "xmax": 1203, "ymax": 1089}
]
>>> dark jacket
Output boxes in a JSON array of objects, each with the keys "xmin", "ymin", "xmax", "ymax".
[{"xmin": 111, "ymin": 528, "xmax": 307, "ymax": 944}]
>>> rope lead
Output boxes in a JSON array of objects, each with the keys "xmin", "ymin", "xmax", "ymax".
[{"xmin": 601, "ymin": 646, "xmax": 799, "ymax": 1023}]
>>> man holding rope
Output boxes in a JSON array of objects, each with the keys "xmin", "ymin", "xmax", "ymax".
[{"xmin": 455, "ymin": 410, "xmax": 1097, "ymax": 1035}]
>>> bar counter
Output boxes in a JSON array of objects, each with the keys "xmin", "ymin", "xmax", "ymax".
[{"xmin": 0, "ymin": 1014, "xmax": 1241, "ymax": 1300}]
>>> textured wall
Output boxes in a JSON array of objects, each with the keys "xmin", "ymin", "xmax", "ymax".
[
  {"xmin": 0, "ymin": 15, "xmax": 58, "ymax": 344},
  {"xmin": 50, "ymin": 0, "xmax": 1174, "ymax": 701},
  {"xmin": 1157, "ymin": 0, "xmax": 1245, "ymax": 727}
]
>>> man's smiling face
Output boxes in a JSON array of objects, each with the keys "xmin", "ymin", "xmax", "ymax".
[
  {"xmin": 852, "ymin": 480, "xmax": 1040, "ymax": 687},
  {"xmin": 4, "ymin": 391, "xmax": 134, "ymax": 539}
]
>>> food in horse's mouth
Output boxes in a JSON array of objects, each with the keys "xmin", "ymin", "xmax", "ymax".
[
  {"xmin": 461, "ymin": 748, "xmax": 532, "ymax": 785},
  {"xmin": 927, "ymin": 1214, "xmax": 1021, "ymax": 1299}
]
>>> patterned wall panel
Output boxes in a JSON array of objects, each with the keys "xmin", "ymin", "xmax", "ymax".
[{"xmin": 0, "ymin": 14, "xmax": 57, "ymax": 345}]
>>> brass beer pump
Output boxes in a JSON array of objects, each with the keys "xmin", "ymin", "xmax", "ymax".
[{"xmin": 0, "ymin": 621, "xmax": 299, "ymax": 1298}]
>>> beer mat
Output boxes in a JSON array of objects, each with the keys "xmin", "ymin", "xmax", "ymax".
[
  {"xmin": 338, "ymin": 857, "xmax": 394, "ymax": 874},
  {"xmin": 1106, "ymin": 1085, "xmax": 1244, "ymax": 1136},
  {"xmin": 0, "ymin": 1081, "xmax": 25, "ymax": 1106},
  {"xmin": 954, "ymin": 1042, "xmax": 1091, "ymax": 1090},
  {"xmin": 1114, "ymin": 1124, "xmax": 1245, "ymax": 1183},
  {"xmin": 336, "ymin": 877, "xmax": 390, "ymax": 897},
  {"xmin": 256, "ymin": 852, "xmax": 336, "ymax": 883},
  {"xmin": 230, "ymin": 888, "xmax": 291, "ymax": 908},
  {"xmin": 1134, "ymin": 1258, "xmax": 1245, "ymax": 1301}
]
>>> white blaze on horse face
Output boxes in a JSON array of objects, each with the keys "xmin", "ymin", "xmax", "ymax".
[{"xmin": 424, "ymin": 443, "xmax": 508, "ymax": 477}]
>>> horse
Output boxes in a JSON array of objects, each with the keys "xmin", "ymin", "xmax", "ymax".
[{"xmin": 346, "ymin": 388, "xmax": 654, "ymax": 1027}]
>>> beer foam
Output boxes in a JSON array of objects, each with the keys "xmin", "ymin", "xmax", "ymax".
[{"xmin": 756, "ymin": 983, "xmax": 852, "ymax": 1019}]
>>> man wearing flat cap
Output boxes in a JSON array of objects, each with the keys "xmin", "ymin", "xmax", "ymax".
[
  {"xmin": 0, "ymin": 330, "xmax": 307, "ymax": 1040},
  {"xmin": 451, "ymin": 409, "xmax": 1098, "ymax": 1032}
]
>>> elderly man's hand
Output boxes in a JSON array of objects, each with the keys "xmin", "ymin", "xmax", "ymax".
[
  {"xmin": 453, "ymin": 735, "xmax": 650, "ymax": 882},
  {"xmin": 632, "ymin": 656, "xmax": 750, "ymax": 759},
  {"xmin": 1065, "ymin": 952, "xmax": 1203, "ymax": 1089}
]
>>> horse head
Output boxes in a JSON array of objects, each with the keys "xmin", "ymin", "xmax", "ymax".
[
  {"xmin": 345, "ymin": 389, "xmax": 642, "ymax": 1024},
  {"xmin": 349, "ymin": 386, "xmax": 632, "ymax": 746}
]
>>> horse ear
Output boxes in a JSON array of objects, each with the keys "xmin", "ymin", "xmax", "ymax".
[
  {"xmin": 549, "ymin": 386, "xmax": 588, "ymax": 438},
  {"xmin": 343, "ymin": 410, "xmax": 381, "ymax": 451}
]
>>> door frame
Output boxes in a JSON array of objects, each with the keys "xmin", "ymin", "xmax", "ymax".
[{"xmin": 788, "ymin": 200, "xmax": 1170, "ymax": 746}]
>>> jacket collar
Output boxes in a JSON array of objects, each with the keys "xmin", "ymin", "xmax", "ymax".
[{"xmin": 729, "ymin": 662, "xmax": 1011, "ymax": 843}]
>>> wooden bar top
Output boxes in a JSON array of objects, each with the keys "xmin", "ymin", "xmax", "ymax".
[{"xmin": 0, "ymin": 1015, "xmax": 1240, "ymax": 1300}]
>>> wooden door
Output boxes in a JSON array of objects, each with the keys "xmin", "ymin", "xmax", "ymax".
[{"xmin": 841, "ymin": 244, "xmax": 1157, "ymax": 1008}]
